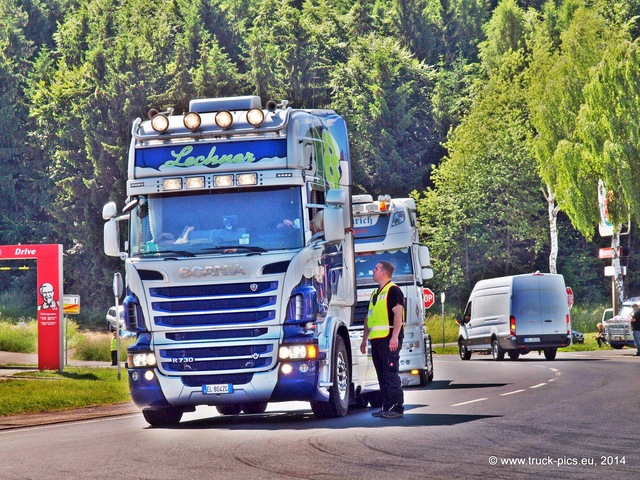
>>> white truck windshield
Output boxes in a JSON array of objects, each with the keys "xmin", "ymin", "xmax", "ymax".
[{"xmin": 129, "ymin": 187, "xmax": 304, "ymax": 256}]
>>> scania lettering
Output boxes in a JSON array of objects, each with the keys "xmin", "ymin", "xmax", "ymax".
[
  {"xmin": 103, "ymin": 95, "xmax": 376, "ymax": 426},
  {"xmin": 352, "ymin": 195, "xmax": 435, "ymax": 387}
]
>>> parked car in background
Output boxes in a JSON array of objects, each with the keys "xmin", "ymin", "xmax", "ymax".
[
  {"xmin": 106, "ymin": 305, "xmax": 124, "ymax": 332},
  {"xmin": 602, "ymin": 299, "xmax": 638, "ymax": 349},
  {"xmin": 571, "ymin": 330, "xmax": 584, "ymax": 344}
]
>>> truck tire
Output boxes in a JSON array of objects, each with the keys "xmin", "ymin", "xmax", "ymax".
[
  {"xmin": 543, "ymin": 347, "xmax": 557, "ymax": 360},
  {"xmin": 241, "ymin": 402, "xmax": 268, "ymax": 414},
  {"xmin": 216, "ymin": 404, "xmax": 242, "ymax": 415},
  {"xmin": 142, "ymin": 407, "xmax": 183, "ymax": 427},
  {"xmin": 311, "ymin": 335, "xmax": 350, "ymax": 419},
  {"xmin": 459, "ymin": 340, "xmax": 472, "ymax": 360},
  {"xmin": 491, "ymin": 339, "xmax": 505, "ymax": 361},
  {"xmin": 420, "ymin": 337, "xmax": 434, "ymax": 386}
]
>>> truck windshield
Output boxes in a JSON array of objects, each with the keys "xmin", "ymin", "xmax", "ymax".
[
  {"xmin": 355, "ymin": 249, "xmax": 414, "ymax": 286},
  {"xmin": 129, "ymin": 187, "xmax": 304, "ymax": 256}
]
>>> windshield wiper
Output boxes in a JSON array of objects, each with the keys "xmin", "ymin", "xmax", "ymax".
[
  {"xmin": 138, "ymin": 250, "xmax": 195, "ymax": 258},
  {"xmin": 201, "ymin": 245, "xmax": 267, "ymax": 254}
]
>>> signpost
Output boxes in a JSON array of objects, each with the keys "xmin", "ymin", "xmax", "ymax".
[{"xmin": 62, "ymin": 295, "xmax": 80, "ymax": 366}]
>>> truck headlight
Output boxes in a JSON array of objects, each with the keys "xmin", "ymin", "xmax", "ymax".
[
  {"xmin": 279, "ymin": 344, "xmax": 318, "ymax": 360},
  {"xmin": 128, "ymin": 352, "xmax": 157, "ymax": 367}
]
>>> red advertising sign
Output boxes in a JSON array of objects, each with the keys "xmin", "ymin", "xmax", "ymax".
[
  {"xmin": 0, "ymin": 244, "xmax": 63, "ymax": 371},
  {"xmin": 424, "ymin": 288, "xmax": 435, "ymax": 309},
  {"xmin": 566, "ymin": 287, "xmax": 574, "ymax": 309}
]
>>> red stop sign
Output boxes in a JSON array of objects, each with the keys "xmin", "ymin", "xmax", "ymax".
[
  {"xmin": 424, "ymin": 288, "xmax": 435, "ymax": 309},
  {"xmin": 566, "ymin": 287, "xmax": 574, "ymax": 309}
]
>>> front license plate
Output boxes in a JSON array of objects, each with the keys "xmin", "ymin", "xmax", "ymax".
[
  {"xmin": 524, "ymin": 337, "xmax": 541, "ymax": 343},
  {"xmin": 202, "ymin": 384, "xmax": 233, "ymax": 395}
]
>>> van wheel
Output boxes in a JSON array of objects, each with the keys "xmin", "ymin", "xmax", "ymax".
[
  {"xmin": 459, "ymin": 340, "xmax": 472, "ymax": 360},
  {"xmin": 543, "ymin": 347, "xmax": 557, "ymax": 360},
  {"xmin": 491, "ymin": 340, "xmax": 505, "ymax": 361},
  {"xmin": 508, "ymin": 351, "xmax": 520, "ymax": 360}
]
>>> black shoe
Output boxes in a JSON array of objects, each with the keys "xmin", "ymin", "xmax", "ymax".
[
  {"xmin": 382, "ymin": 409, "xmax": 404, "ymax": 418},
  {"xmin": 371, "ymin": 409, "xmax": 386, "ymax": 417}
]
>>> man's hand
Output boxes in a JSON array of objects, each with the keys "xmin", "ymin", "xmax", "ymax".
[
  {"xmin": 389, "ymin": 336, "xmax": 399, "ymax": 351},
  {"xmin": 360, "ymin": 340, "xmax": 367, "ymax": 354}
]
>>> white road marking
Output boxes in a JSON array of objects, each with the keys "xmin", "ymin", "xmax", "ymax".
[
  {"xmin": 451, "ymin": 398, "xmax": 488, "ymax": 407},
  {"xmin": 530, "ymin": 383, "xmax": 547, "ymax": 389},
  {"xmin": 499, "ymin": 389, "xmax": 525, "ymax": 396}
]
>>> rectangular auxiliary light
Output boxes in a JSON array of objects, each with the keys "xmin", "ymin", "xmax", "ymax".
[
  {"xmin": 236, "ymin": 173, "xmax": 257, "ymax": 186},
  {"xmin": 214, "ymin": 175, "xmax": 234, "ymax": 187},
  {"xmin": 162, "ymin": 178, "xmax": 182, "ymax": 191},
  {"xmin": 185, "ymin": 176, "xmax": 205, "ymax": 189}
]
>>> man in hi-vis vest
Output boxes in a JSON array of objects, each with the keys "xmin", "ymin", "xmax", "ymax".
[{"xmin": 360, "ymin": 260, "xmax": 405, "ymax": 418}]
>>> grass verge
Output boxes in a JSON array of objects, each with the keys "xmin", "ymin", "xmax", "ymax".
[{"xmin": 0, "ymin": 367, "xmax": 131, "ymax": 417}]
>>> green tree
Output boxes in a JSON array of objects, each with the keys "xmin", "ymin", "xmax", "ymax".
[
  {"xmin": 415, "ymin": 50, "xmax": 546, "ymax": 307},
  {"xmin": 330, "ymin": 34, "xmax": 437, "ymax": 196}
]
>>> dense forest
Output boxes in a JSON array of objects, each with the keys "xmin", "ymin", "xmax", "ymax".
[{"xmin": 1, "ymin": 0, "xmax": 639, "ymax": 321}]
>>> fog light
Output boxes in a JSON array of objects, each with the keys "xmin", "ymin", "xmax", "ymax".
[
  {"xmin": 281, "ymin": 364, "xmax": 293, "ymax": 374},
  {"xmin": 131, "ymin": 371, "xmax": 139, "ymax": 381},
  {"xmin": 144, "ymin": 370, "xmax": 155, "ymax": 381},
  {"xmin": 410, "ymin": 369, "xmax": 419, "ymax": 375},
  {"xmin": 299, "ymin": 363, "xmax": 309, "ymax": 373},
  {"xmin": 236, "ymin": 173, "xmax": 257, "ymax": 186}
]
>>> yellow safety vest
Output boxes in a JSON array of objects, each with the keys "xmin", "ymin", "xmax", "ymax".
[{"xmin": 367, "ymin": 282, "xmax": 399, "ymax": 340}]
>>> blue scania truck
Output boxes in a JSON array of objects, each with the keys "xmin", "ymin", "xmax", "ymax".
[{"xmin": 103, "ymin": 96, "xmax": 377, "ymax": 426}]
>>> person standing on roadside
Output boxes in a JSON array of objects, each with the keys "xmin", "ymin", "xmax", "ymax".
[
  {"xmin": 110, "ymin": 331, "xmax": 118, "ymax": 366},
  {"xmin": 360, "ymin": 260, "xmax": 405, "ymax": 418},
  {"xmin": 631, "ymin": 304, "xmax": 640, "ymax": 356}
]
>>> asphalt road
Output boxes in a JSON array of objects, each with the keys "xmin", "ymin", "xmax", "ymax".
[{"xmin": 1, "ymin": 348, "xmax": 638, "ymax": 480}]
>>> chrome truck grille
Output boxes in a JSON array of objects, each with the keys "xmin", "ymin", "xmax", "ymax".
[{"xmin": 146, "ymin": 281, "xmax": 280, "ymax": 382}]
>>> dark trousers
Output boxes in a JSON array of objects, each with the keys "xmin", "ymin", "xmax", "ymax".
[
  {"xmin": 111, "ymin": 350, "xmax": 118, "ymax": 366},
  {"xmin": 371, "ymin": 332, "xmax": 404, "ymax": 411}
]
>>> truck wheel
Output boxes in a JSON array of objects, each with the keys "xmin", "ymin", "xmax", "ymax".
[
  {"xmin": 491, "ymin": 339, "xmax": 505, "ymax": 361},
  {"xmin": 459, "ymin": 340, "xmax": 472, "ymax": 360},
  {"xmin": 142, "ymin": 407, "xmax": 183, "ymax": 427},
  {"xmin": 216, "ymin": 404, "xmax": 242, "ymax": 415},
  {"xmin": 508, "ymin": 351, "xmax": 520, "ymax": 360},
  {"xmin": 543, "ymin": 347, "xmax": 557, "ymax": 360},
  {"xmin": 420, "ymin": 338, "xmax": 434, "ymax": 386},
  {"xmin": 311, "ymin": 335, "xmax": 350, "ymax": 419},
  {"xmin": 241, "ymin": 402, "xmax": 268, "ymax": 414}
]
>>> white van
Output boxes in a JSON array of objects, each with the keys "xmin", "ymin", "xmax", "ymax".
[{"xmin": 457, "ymin": 273, "xmax": 572, "ymax": 361}]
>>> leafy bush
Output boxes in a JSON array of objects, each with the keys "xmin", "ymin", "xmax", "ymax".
[
  {"xmin": 0, "ymin": 319, "xmax": 38, "ymax": 353},
  {"xmin": 73, "ymin": 333, "xmax": 134, "ymax": 362}
]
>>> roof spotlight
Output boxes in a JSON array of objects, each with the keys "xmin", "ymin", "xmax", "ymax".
[
  {"xmin": 215, "ymin": 110, "xmax": 233, "ymax": 129},
  {"xmin": 246, "ymin": 108, "xmax": 265, "ymax": 127},
  {"xmin": 183, "ymin": 112, "xmax": 201, "ymax": 131},
  {"xmin": 151, "ymin": 114, "xmax": 169, "ymax": 133}
]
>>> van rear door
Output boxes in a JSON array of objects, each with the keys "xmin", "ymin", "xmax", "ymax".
[{"xmin": 512, "ymin": 275, "xmax": 568, "ymax": 339}]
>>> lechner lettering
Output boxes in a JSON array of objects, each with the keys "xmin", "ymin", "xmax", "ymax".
[{"xmin": 162, "ymin": 146, "xmax": 256, "ymax": 169}]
